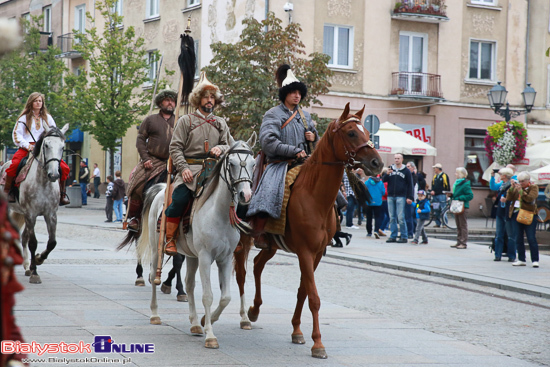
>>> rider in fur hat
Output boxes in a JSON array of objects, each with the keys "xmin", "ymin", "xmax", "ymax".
[
  {"xmin": 163, "ymin": 72, "xmax": 231, "ymax": 255},
  {"xmin": 247, "ymin": 64, "xmax": 318, "ymax": 248},
  {"xmin": 125, "ymin": 89, "xmax": 177, "ymax": 231}
]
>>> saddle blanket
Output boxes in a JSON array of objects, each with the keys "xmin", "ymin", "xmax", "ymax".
[{"xmin": 264, "ymin": 165, "xmax": 302, "ymax": 236}]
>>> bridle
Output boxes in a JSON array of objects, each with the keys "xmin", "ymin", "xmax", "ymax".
[
  {"xmin": 33, "ymin": 130, "xmax": 64, "ymax": 174},
  {"xmin": 220, "ymin": 147, "xmax": 255, "ymax": 198},
  {"xmin": 326, "ymin": 116, "xmax": 375, "ymax": 168}
]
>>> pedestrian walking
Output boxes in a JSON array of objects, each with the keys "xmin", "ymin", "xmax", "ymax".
[
  {"xmin": 332, "ymin": 190, "xmax": 352, "ymax": 247},
  {"xmin": 383, "ymin": 153, "xmax": 414, "ymax": 243},
  {"xmin": 79, "ymin": 161, "xmax": 89, "ymax": 206},
  {"xmin": 430, "ymin": 163, "xmax": 450, "ymax": 227},
  {"xmin": 364, "ymin": 174, "xmax": 385, "ymax": 238},
  {"xmin": 379, "ymin": 167, "xmax": 389, "ymax": 236},
  {"xmin": 405, "ymin": 161, "xmax": 419, "ymax": 238},
  {"xmin": 104, "ymin": 175, "xmax": 114, "ymax": 223},
  {"xmin": 411, "ymin": 190, "xmax": 430, "ymax": 245},
  {"xmin": 492, "ymin": 167, "xmax": 516, "ymax": 262},
  {"xmin": 507, "ymin": 171, "xmax": 540, "ymax": 267},
  {"xmin": 449, "ymin": 167, "xmax": 473, "ymax": 249},
  {"xmin": 92, "ymin": 163, "xmax": 101, "ymax": 198},
  {"xmin": 342, "ymin": 173, "xmax": 359, "ymax": 229},
  {"xmin": 111, "ymin": 171, "xmax": 126, "ymax": 223}
]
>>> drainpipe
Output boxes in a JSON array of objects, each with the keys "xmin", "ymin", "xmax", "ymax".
[
  {"xmin": 265, "ymin": 0, "xmax": 269, "ymax": 32},
  {"xmin": 525, "ymin": 0, "xmax": 530, "ymax": 124}
]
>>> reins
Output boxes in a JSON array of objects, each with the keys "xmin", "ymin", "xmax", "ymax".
[
  {"xmin": 31, "ymin": 129, "xmax": 65, "ymax": 174},
  {"xmin": 220, "ymin": 147, "xmax": 254, "ymax": 197}
]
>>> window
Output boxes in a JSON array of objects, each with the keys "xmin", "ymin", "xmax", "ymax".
[
  {"xmin": 43, "ymin": 6, "xmax": 51, "ymax": 33},
  {"xmin": 75, "ymin": 5, "xmax": 86, "ymax": 35},
  {"xmin": 471, "ymin": 0, "xmax": 497, "ymax": 5},
  {"xmin": 194, "ymin": 40, "xmax": 199, "ymax": 78},
  {"xmin": 398, "ymin": 32, "xmax": 428, "ymax": 94},
  {"xmin": 469, "ymin": 40, "xmax": 495, "ymax": 80},
  {"xmin": 21, "ymin": 13, "xmax": 30, "ymax": 32},
  {"xmin": 323, "ymin": 25, "xmax": 353, "ymax": 68},
  {"xmin": 188, "ymin": 0, "xmax": 200, "ymax": 6},
  {"xmin": 146, "ymin": 0, "xmax": 159, "ymax": 18},
  {"xmin": 146, "ymin": 51, "xmax": 158, "ymax": 85},
  {"xmin": 464, "ymin": 129, "xmax": 490, "ymax": 187}
]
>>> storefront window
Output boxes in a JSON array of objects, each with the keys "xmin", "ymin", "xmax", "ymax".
[{"xmin": 464, "ymin": 129, "xmax": 489, "ymax": 187}]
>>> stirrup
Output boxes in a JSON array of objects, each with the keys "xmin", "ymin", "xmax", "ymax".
[{"xmin": 164, "ymin": 241, "xmax": 178, "ymax": 256}]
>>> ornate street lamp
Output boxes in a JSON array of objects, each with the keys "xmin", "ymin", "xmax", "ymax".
[{"xmin": 487, "ymin": 82, "xmax": 536, "ymax": 122}]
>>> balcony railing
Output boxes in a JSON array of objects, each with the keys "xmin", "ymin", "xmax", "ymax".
[
  {"xmin": 57, "ymin": 33, "xmax": 82, "ymax": 58},
  {"xmin": 390, "ymin": 72, "xmax": 443, "ymax": 99},
  {"xmin": 392, "ymin": 0, "xmax": 449, "ymax": 23}
]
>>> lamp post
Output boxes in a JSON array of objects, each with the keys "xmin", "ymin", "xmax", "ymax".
[{"xmin": 487, "ymin": 82, "xmax": 537, "ymax": 122}]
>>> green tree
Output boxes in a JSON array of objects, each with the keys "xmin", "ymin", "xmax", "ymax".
[
  {"xmin": 204, "ymin": 12, "xmax": 332, "ymax": 140},
  {"xmin": 0, "ymin": 17, "xmax": 74, "ymax": 150},
  {"xmin": 66, "ymin": 0, "xmax": 159, "ymax": 175}
]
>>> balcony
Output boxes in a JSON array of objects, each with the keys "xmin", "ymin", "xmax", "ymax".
[
  {"xmin": 57, "ymin": 33, "xmax": 82, "ymax": 58},
  {"xmin": 390, "ymin": 72, "xmax": 443, "ymax": 100},
  {"xmin": 392, "ymin": 0, "xmax": 449, "ymax": 23}
]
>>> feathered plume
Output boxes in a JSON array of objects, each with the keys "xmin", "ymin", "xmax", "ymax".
[
  {"xmin": 178, "ymin": 29, "xmax": 196, "ymax": 114},
  {"xmin": 276, "ymin": 64, "xmax": 291, "ymax": 88}
]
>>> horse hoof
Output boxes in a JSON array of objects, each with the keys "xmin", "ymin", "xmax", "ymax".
[
  {"xmin": 150, "ymin": 316, "xmax": 161, "ymax": 325},
  {"xmin": 25, "ymin": 270, "xmax": 31, "ymax": 276},
  {"xmin": 240, "ymin": 321, "xmax": 252, "ymax": 330},
  {"xmin": 177, "ymin": 294, "xmax": 188, "ymax": 302},
  {"xmin": 135, "ymin": 277, "xmax": 145, "ymax": 286},
  {"xmin": 160, "ymin": 283, "xmax": 171, "ymax": 294},
  {"xmin": 292, "ymin": 334, "xmax": 306, "ymax": 344},
  {"xmin": 35, "ymin": 254, "xmax": 44, "ymax": 266},
  {"xmin": 312, "ymin": 348, "xmax": 327, "ymax": 359},
  {"xmin": 247, "ymin": 306, "xmax": 258, "ymax": 322},
  {"xmin": 205, "ymin": 338, "xmax": 219, "ymax": 349},
  {"xmin": 190, "ymin": 325, "xmax": 203, "ymax": 335},
  {"xmin": 29, "ymin": 275, "xmax": 42, "ymax": 284}
]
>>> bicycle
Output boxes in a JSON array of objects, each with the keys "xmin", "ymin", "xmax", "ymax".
[{"xmin": 425, "ymin": 192, "xmax": 457, "ymax": 230}]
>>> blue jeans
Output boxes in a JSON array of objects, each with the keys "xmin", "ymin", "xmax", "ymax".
[
  {"xmin": 505, "ymin": 218, "xmax": 517, "ymax": 261},
  {"xmin": 80, "ymin": 183, "xmax": 87, "ymax": 205},
  {"xmin": 432, "ymin": 194, "xmax": 446, "ymax": 226},
  {"xmin": 388, "ymin": 196, "xmax": 407, "ymax": 239},
  {"xmin": 345, "ymin": 195, "xmax": 357, "ymax": 227},
  {"xmin": 405, "ymin": 202, "xmax": 416, "ymax": 237},
  {"xmin": 494, "ymin": 215, "xmax": 507, "ymax": 259},
  {"xmin": 380, "ymin": 200, "xmax": 389, "ymax": 231},
  {"xmin": 113, "ymin": 198, "xmax": 124, "ymax": 221},
  {"xmin": 515, "ymin": 213, "xmax": 539, "ymax": 262}
]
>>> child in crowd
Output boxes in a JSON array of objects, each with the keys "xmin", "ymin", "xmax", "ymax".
[
  {"xmin": 104, "ymin": 175, "xmax": 114, "ymax": 223},
  {"xmin": 111, "ymin": 171, "xmax": 126, "ymax": 223},
  {"xmin": 411, "ymin": 190, "xmax": 430, "ymax": 245}
]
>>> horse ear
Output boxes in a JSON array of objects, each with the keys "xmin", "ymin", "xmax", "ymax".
[
  {"xmin": 43, "ymin": 123, "xmax": 51, "ymax": 133},
  {"xmin": 60, "ymin": 123, "xmax": 69, "ymax": 135},
  {"xmin": 338, "ymin": 103, "xmax": 351, "ymax": 123},
  {"xmin": 355, "ymin": 105, "xmax": 366, "ymax": 121},
  {"xmin": 246, "ymin": 131, "xmax": 257, "ymax": 148}
]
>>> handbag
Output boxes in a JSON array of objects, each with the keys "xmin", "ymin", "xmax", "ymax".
[
  {"xmin": 517, "ymin": 208, "xmax": 534, "ymax": 225},
  {"xmin": 449, "ymin": 200, "xmax": 464, "ymax": 214}
]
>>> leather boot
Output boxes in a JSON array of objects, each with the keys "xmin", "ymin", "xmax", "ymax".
[
  {"xmin": 164, "ymin": 219, "xmax": 180, "ymax": 256},
  {"xmin": 59, "ymin": 180, "xmax": 70, "ymax": 206},
  {"xmin": 127, "ymin": 199, "xmax": 143, "ymax": 231},
  {"xmin": 251, "ymin": 215, "xmax": 270, "ymax": 250},
  {"xmin": 3, "ymin": 175, "xmax": 16, "ymax": 203}
]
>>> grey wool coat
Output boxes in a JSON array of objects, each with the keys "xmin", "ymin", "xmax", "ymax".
[{"xmin": 247, "ymin": 103, "xmax": 318, "ymax": 219}]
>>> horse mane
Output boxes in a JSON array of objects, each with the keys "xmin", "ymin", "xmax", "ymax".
[{"xmin": 33, "ymin": 127, "xmax": 65, "ymax": 157}]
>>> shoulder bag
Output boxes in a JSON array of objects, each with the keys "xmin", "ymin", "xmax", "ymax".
[
  {"xmin": 449, "ymin": 200, "xmax": 464, "ymax": 214},
  {"xmin": 516, "ymin": 208, "xmax": 534, "ymax": 225}
]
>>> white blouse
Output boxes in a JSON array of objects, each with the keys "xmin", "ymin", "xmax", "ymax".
[{"xmin": 12, "ymin": 114, "xmax": 56, "ymax": 151}]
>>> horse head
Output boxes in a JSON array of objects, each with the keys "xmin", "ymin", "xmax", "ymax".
[
  {"xmin": 222, "ymin": 132, "xmax": 256, "ymax": 205},
  {"xmin": 40, "ymin": 123, "xmax": 69, "ymax": 182},
  {"xmin": 330, "ymin": 103, "xmax": 382, "ymax": 176}
]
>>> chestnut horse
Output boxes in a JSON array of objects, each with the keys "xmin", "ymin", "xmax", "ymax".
[{"xmin": 234, "ymin": 103, "xmax": 383, "ymax": 359}]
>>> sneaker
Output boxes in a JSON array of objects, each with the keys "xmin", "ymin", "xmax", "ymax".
[
  {"xmin": 494, "ymin": 258, "xmax": 501, "ymax": 261},
  {"xmin": 366, "ymin": 233, "xmax": 372, "ymax": 237},
  {"xmin": 345, "ymin": 234, "xmax": 352, "ymax": 246},
  {"xmin": 433, "ymin": 224, "xmax": 441, "ymax": 228},
  {"xmin": 104, "ymin": 220, "xmax": 113, "ymax": 223},
  {"xmin": 346, "ymin": 225, "xmax": 359, "ymax": 230},
  {"xmin": 378, "ymin": 230, "xmax": 386, "ymax": 237},
  {"xmin": 533, "ymin": 262, "xmax": 539, "ymax": 268},
  {"xmin": 420, "ymin": 240, "xmax": 428, "ymax": 245},
  {"xmin": 512, "ymin": 261, "xmax": 526, "ymax": 266},
  {"xmin": 456, "ymin": 244, "xmax": 467, "ymax": 249},
  {"xmin": 373, "ymin": 232, "xmax": 380, "ymax": 239},
  {"xmin": 507, "ymin": 258, "xmax": 516, "ymax": 262},
  {"xmin": 411, "ymin": 240, "xmax": 418, "ymax": 245},
  {"xmin": 386, "ymin": 238, "xmax": 397, "ymax": 243},
  {"xmin": 396, "ymin": 238, "xmax": 408, "ymax": 243}
]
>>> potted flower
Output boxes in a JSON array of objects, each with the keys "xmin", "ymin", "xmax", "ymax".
[
  {"xmin": 432, "ymin": 0, "xmax": 441, "ymax": 12},
  {"xmin": 484, "ymin": 120, "xmax": 528, "ymax": 166}
]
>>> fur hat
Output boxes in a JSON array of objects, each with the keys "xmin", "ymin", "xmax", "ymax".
[
  {"xmin": 189, "ymin": 71, "xmax": 223, "ymax": 109},
  {"xmin": 276, "ymin": 64, "xmax": 307, "ymax": 103},
  {"xmin": 154, "ymin": 89, "xmax": 177, "ymax": 107}
]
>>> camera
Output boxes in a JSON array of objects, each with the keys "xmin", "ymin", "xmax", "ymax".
[
  {"xmin": 283, "ymin": 2, "xmax": 293, "ymax": 12},
  {"xmin": 493, "ymin": 168, "xmax": 500, "ymax": 173}
]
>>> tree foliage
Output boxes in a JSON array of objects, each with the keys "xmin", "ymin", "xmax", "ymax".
[
  {"xmin": 0, "ymin": 17, "xmax": 74, "ymax": 150},
  {"xmin": 66, "ymin": 0, "xmax": 159, "ymax": 174},
  {"xmin": 204, "ymin": 12, "xmax": 332, "ymax": 140}
]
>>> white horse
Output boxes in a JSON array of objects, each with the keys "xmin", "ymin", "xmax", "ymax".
[
  {"xmin": 0, "ymin": 124, "xmax": 69, "ymax": 284},
  {"xmin": 136, "ymin": 136, "xmax": 256, "ymax": 349}
]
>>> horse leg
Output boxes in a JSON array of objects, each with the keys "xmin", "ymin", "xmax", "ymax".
[
  {"xmin": 149, "ymin": 244, "xmax": 161, "ymax": 325},
  {"xmin": 135, "ymin": 260, "xmax": 145, "ymax": 286},
  {"xmin": 185, "ymin": 257, "xmax": 203, "ymax": 336},
  {"xmin": 36, "ymin": 213, "xmax": 57, "ymax": 265},
  {"xmin": 21, "ymin": 227, "xmax": 31, "ymax": 276},
  {"xmin": 198, "ymin": 253, "xmax": 218, "ymax": 349},
  {"xmin": 25, "ymin": 216, "xmax": 41, "ymax": 284},
  {"xmin": 247, "ymin": 247, "xmax": 277, "ymax": 323},
  {"xmin": 173, "ymin": 254, "xmax": 187, "ymax": 302},
  {"xmin": 161, "ymin": 262, "xmax": 175, "ymax": 295},
  {"xmin": 202, "ymin": 258, "xmax": 231, "ymax": 327},
  {"xmin": 234, "ymin": 238, "xmax": 251, "ymax": 330},
  {"xmin": 296, "ymin": 250, "xmax": 327, "ymax": 359}
]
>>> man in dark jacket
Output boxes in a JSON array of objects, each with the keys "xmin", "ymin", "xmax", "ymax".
[
  {"xmin": 430, "ymin": 163, "xmax": 450, "ymax": 227},
  {"xmin": 383, "ymin": 153, "xmax": 414, "ymax": 243},
  {"xmin": 79, "ymin": 161, "xmax": 89, "ymax": 206}
]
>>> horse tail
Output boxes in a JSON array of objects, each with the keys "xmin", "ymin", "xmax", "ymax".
[
  {"xmin": 117, "ymin": 228, "xmax": 140, "ymax": 251},
  {"xmin": 136, "ymin": 183, "xmax": 166, "ymax": 265}
]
